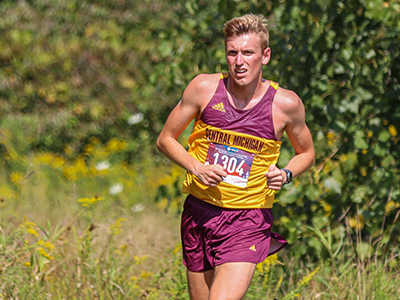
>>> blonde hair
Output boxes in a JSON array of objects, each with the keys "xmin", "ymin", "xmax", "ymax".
[{"xmin": 224, "ymin": 14, "xmax": 269, "ymax": 51}]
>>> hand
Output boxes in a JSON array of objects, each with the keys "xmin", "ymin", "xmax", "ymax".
[
  {"xmin": 195, "ymin": 164, "xmax": 227, "ymax": 187},
  {"xmin": 266, "ymin": 165, "xmax": 286, "ymax": 191}
]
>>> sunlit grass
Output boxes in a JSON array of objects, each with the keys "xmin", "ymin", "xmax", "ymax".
[{"xmin": 0, "ymin": 135, "xmax": 399, "ymax": 299}]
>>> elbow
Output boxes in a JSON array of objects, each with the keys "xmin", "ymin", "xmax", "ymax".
[
  {"xmin": 156, "ymin": 134, "xmax": 169, "ymax": 156},
  {"xmin": 156, "ymin": 136, "xmax": 164, "ymax": 154}
]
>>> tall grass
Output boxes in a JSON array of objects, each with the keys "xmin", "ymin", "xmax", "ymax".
[{"xmin": 1, "ymin": 135, "xmax": 399, "ymax": 299}]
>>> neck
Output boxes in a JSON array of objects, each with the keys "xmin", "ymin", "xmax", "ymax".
[{"xmin": 227, "ymin": 76, "xmax": 267, "ymax": 110}]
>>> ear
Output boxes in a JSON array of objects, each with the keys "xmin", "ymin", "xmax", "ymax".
[{"xmin": 262, "ymin": 47, "xmax": 271, "ymax": 65}]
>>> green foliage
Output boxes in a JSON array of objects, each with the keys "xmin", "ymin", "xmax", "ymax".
[
  {"xmin": 1, "ymin": 0, "xmax": 400, "ymax": 295},
  {"xmin": 142, "ymin": 0, "xmax": 400, "ymax": 260},
  {"xmin": 262, "ymin": 0, "xmax": 400, "ymax": 257},
  {"xmin": 0, "ymin": 0, "xmax": 183, "ymax": 157}
]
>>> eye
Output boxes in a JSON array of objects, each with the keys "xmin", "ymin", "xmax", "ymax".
[{"xmin": 227, "ymin": 50, "xmax": 237, "ymax": 56}]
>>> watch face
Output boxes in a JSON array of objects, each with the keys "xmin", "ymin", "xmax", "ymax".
[
  {"xmin": 282, "ymin": 168, "xmax": 292, "ymax": 184},
  {"xmin": 287, "ymin": 170, "xmax": 293, "ymax": 183}
]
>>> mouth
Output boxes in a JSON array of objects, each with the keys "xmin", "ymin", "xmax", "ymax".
[{"xmin": 235, "ymin": 69, "xmax": 247, "ymax": 76}]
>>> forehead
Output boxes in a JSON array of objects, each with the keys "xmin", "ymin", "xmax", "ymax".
[{"xmin": 226, "ymin": 33, "xmax": 262, "ymax": 49}]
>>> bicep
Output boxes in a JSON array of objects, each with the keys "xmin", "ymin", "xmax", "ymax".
[
  {"xmin": 285, "ymin": 99, "xmax": 314, "ymax": 155},
  {"xmin": 160, "ymin": 99, "xmax": 199, "ymax": 140},
  {"xmin": 286, "ymin": 122, "xmax": 314, "ymax": 155}
]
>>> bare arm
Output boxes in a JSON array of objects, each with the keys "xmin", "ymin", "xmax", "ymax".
[
  {"xmin": 157, "ymin": 74, "xmax": 227, "ymax": 186},
  {"xmin": 267, "ymin": 89, "xmax": 315, "ymax": 190}
]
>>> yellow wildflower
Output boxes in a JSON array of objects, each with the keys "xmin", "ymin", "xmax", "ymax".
[
  {"xmin": 349, "ymin": 214, "xmax": 364, "ymax": 230},
  {"xmin": 326, "ymin": 131, "xmax": 336, "ymax": 145},
  {"xmin": 10, "ymin": 172, "xmax": 24, "ymax": 184},
  {"xmin": 37, "ymin": 247, "xmax": 54, "ymax": 260},
  {"xmin": 21, "ymin": 218, "xmax": 41, "ymax": 237},
  {"xmin": 37, "ymin": 240, "xmax": 55, "ymax": 250},
  {"xmin": 83, "ymin": 143, "xmax": 94, "ymax": 156},
  {"xmin": 63, "ymin": 165, "xmax": 78, "ymax": 181},
  {"xmin": 108, "ymin": 218, "xmax": 127, "ymax": 235},
  {"xmin": 321, "ymin": 201, "xmax": 332, "ymax": 217},
  {"xmin": 51, "ymin": 156, "xmax": 65, "ymax": 168},
  {"xmin": 274, "ymin": 276, "xmax": 284, "ymax": 293},
  {"xmin": 106, "ymin": 138, "xmax": 127, "ymax": 152},
  {"xmin": 388, "ymin": 125, "xmax": 397, "ymax": 137},
  {"xmin": 38, "ymin": 153, "xmax": 52, "ymax": 164},
  {"xmin": 24, "ymin": 262, "xmax": 31, "ymax": 267},
  {"xmin": 298, "ymin": 267, "xmax": 320, "ymax": 287},
  {"xmin": 156, "ymin": 197, "xmax": 169, "ymax": 210},
  {"xmin": 360, "ymin": 167, "xmax": 367, "ymax": 177},
  {"xmin": 75, "ymin": 157, "xmax": 89, "ymax": 175},
  {"xmin": 27, "ymin": 228, "xmax": 39, "ymax": 237},
  {"xmin": 257, "ymin": 253, "xmax": 283, "ymax": 284},
  {"xmin": 385, "ymin": 201, "xmax": 400, "ymax": 215},
  {"xmin": 140, "ymin": 271, "xmax": 154, "ymax": 279},
  {"xmin": 78, "ymin": 196, "xmax": 104, "ymax": 207},
  {"xmin": 134, "ymin": 255, "xmax": 149, "ymax": 265},
  {"xmin": 0, "ymin": 186, "xmax": 16, "ymax": 200},
  {"xmin": 173, "ymin": 244, "xmax": 182, "ymax": 255},
  {"xmin": 323, "ymin": 163, "xmax": 331, "ymax": 174}
]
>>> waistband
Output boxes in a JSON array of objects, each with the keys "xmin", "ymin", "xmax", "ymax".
[{"xmin": 185, "ymin": 194, "xmax": 271, "ymax": 212}]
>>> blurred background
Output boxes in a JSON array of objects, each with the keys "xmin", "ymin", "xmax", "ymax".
[{"xmin": 0, "ymin": 0, "xmax": 399, "ymax": 299}]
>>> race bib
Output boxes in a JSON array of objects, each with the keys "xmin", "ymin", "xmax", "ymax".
[{"xmin": 205, "ymin": 143, "xmax": 254, "ymax": 188}]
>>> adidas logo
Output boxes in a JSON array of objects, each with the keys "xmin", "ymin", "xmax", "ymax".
[
  {"xmin": 249, "ymin": 245, "xmax": 257, "ymax": 252},
  {"xmin": 211, "ymin": 102, "xmax": 226, "ymax": 112}
]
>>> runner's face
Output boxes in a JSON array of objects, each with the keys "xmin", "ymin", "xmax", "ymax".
[{"xmin": 225, "ymin": 33, "xmax": 270, "ymax": 87}]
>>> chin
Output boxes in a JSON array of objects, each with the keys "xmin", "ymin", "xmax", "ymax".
[{"xmin": 233, "ymin": 76, "xmax": 249, "ymax": 86}]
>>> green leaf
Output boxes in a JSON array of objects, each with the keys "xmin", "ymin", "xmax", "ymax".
[
  {"xmin": 357, "ymin": 241, "xmax": 373, "ymax": 260},
  {"xmin": 378, "ymin": 130, "xmax": 391, "ymax": 142},
  {"xmin": 351, "ymin": 186, "xmax": 368, "ymax": 203},
  {"xmin": 308, "ymin": 237, "xmax": 323, "ymax": 252},
  {"xmin": 373, "ymin": 145, "xmax": 387, "ymax": 157},
  {"xmin": 323, "ymin": 177, "xmax": 342, "ymax": 194},
  {"xmin": 354, "ymin": 131, "xmax": 369, "ymax": 149},
  {"xmin": 305, "ymin": 184, "xmax": 320, "ymax": 200},
  {"xmin": 312, "ymin": 216, "xmax": 329, "ymax": 229},
  {"xmin": 382, "ymin": 154, "xmax": 395, "ymax": 168}
]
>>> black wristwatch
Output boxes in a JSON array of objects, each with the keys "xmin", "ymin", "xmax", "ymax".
[{"xmin": 281, "ymin": 168, "xmax": 293, "ymax": 186}]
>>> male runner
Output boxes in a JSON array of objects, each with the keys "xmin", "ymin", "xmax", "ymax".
[{"xmin": 157, "ymin": 14, "xmax": 315, "ymax": 300}]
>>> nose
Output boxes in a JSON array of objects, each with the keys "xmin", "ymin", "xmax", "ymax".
[{"xmin": 235, "ymin": 52, "xmax": 244, "ymax": 65}]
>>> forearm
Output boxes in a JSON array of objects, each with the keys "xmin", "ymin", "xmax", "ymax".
[
  {"xmin": 284, "ymin": 150, "xmax": 315, "ymax": 178},
  {"xmin": 157, "ymin": 135, "xmax": 201, "ymax": 175}
]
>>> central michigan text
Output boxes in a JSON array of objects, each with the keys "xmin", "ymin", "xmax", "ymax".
[{"xmin": 205, "ymin": 128, "xmax": 264, "ymax": 152}]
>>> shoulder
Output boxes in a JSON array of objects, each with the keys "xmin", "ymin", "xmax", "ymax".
[
  {"xmin": 182, "ymin": 73, "xmax": 222, "ymax": 109},
  {"xmin": 184, "ymin": 73, "xmax": 222, "ymax": 96},
  {"xmin": 274, "ymin": 86, "xmax": 305, "ymax": 119}
]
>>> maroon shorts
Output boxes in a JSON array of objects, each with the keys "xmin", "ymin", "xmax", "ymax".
[{"xmin": 181, "ymin": 195, "xmax": 288, "ymax": 272}]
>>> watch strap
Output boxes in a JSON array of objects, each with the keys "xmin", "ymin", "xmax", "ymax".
[{"xmin": 281, "ymin": 168, "xmax": 293, "ymax": 186}]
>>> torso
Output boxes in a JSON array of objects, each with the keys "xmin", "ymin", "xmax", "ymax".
[
  {"xmin": 182, "ymin": 73, "xmax": 282, "ymax": 209},
  {"xmin": 196, "ymin": 73, "xmax": 287, "ymax": 141}
]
